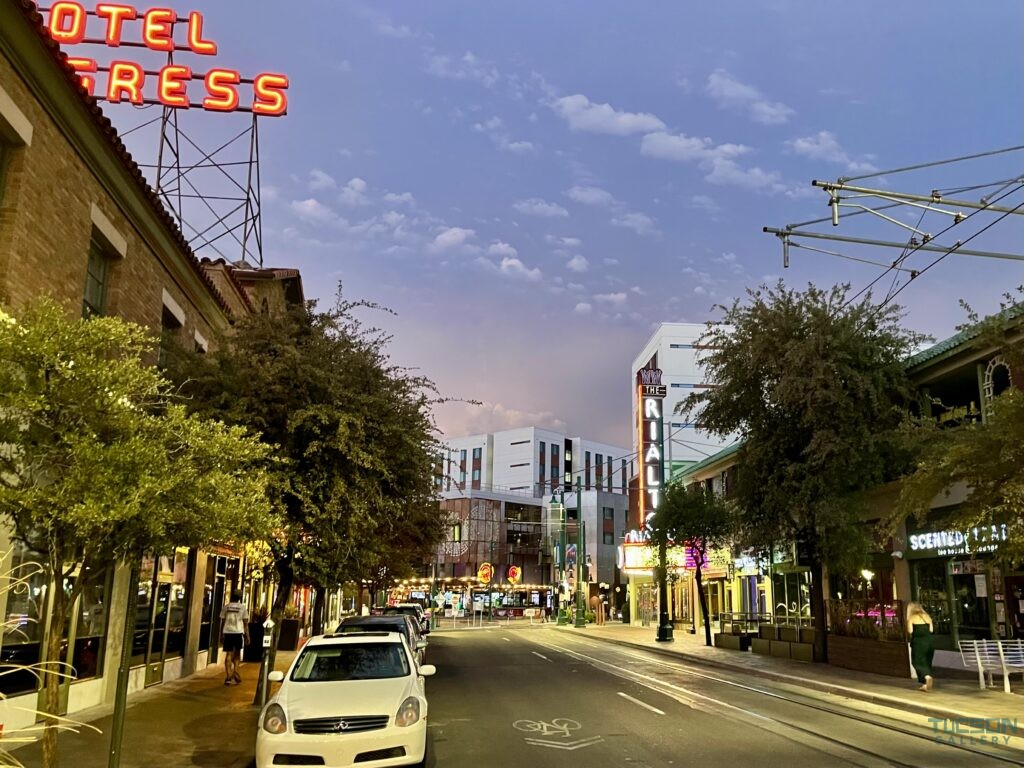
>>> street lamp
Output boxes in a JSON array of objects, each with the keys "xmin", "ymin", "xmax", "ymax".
[
  {"xmin": 574, "ymin": 477, "xmax": 587, "ymax": 628},
  {"xmin": 550, "ymin": 492, "xmax": 569, "ymax": 625}
]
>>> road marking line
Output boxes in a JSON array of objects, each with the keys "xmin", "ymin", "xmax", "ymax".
[
  {"xmin": 524, "ymin": 735, "xmax": 603, "ymax": 751},
  {"xmin": 531, "ymin": 651, "xmax": 550, "ymax": 661},
  {"xmin": 617, "ymin": 691, "xmax": 665, "ymax": 715},
  {"xmin": 502, "ymin": 637, "xmax": 511, "ymax": 642}
]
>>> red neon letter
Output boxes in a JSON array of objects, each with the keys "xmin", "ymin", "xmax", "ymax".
[
  {"xmin": 158, "ymin": 64, "xmax": 191, "ymax": 108},
  {"xmin": 142, "ymin": 8, "xmax": 176, "ymax": 52},
  {"xmin": 66, "ymin": 57, "xmax": 97, "ymax": 96},
  {"xmin": 106, "ymin": 61, "xmax": 144, "ymax": 104},
  {"xmin": 48, "ymin": 1, "xmax": 86, "ymax": 44},
  {"xmin": 203, "ymin": 69, "xmax": 240, "ymax": 112},
  {"xmin": 95, "ymin": 4, "xmax": 137, "ymax": 46},
  {"xmin": 187, "ymin": 12, "xmax": 217, "ymax": 55},
  {"xmin": 252, "ymin": 73, "xmax": 289, "ymax": 116}
]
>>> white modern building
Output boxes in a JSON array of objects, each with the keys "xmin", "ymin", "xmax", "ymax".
[
  {"xmin": 430, "ymin": 427, "xmax": 632, "ymax": 614},
  {"xmin": 630, "ymin": 322, "xmax": 734, "ymax": 476}
]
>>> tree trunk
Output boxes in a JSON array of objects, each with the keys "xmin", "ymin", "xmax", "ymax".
[
  {"xmin": 254, "ymin": 555, "xmax": 295, "ymax": 706},
  {"xmin": 41, "ymin": 579, "xmax": 67, "ymax": 768},
  {"xmin": 695, "ymin": 563, "xmax": 712, "ymax": 647},
  {"xmin": 310, "ymin": 585, "xmax": 324, "ymax": 636},
  {"xmin": 810, "ymin": 557, "xmax": 828, "ymax": 663}
]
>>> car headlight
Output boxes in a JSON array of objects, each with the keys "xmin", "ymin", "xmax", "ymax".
[
  {"xmin": 262, "ymin": 703, "xmax": 288, "ymax": 734},
  {"xmin": 395, "ymin": 696, "xmax": 421, "ymax": 727}
]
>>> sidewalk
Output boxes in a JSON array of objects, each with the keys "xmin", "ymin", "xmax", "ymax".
[
  {"xmin": 556, "ymin": 622, "xmax": 1023, "ymax": 730},
  {"xmin": 7, "ymin": 654, "xmax": 294, "ymax": 768}
]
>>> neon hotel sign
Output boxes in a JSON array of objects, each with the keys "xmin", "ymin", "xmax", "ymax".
[{"xmin": 42, "ymin": 3, "xmax": 289, "ymax": 115}]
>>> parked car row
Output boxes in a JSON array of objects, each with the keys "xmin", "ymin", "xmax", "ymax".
[{"xmin": 255, "ymin": 614, "xmax": 435, "ymax": 768}]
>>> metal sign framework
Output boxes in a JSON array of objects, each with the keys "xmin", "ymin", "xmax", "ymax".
[{"xmin": 40, "ymin": 3, "xmax": 284, "ymax": 266}]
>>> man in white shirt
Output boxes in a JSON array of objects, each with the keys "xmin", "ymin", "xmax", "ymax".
[{"xmin": 220, "ymin": 591, "xmax": 249, "ymax": 685}]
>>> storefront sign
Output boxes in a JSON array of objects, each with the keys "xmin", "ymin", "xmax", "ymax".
[
  {"xmin": 907, "ymin": 524, "xmax": 1007, "ymax": 558},
  {"xmin": 43, "ymin": 3, "xmax": 289, "ymax": 114},
  {"xmin": 637, "ymin": 367, "xmax": 666, "ymax": 530},
  {"xmin": 734, "ymin": 555, "xmax": 760, "ymax": 576},
  {"xmin": 477, "ymin": 562, "xmax": 493, "ymax": 583},
  {"xmin": 617, "ymin": 542, "xmax": 689, "ymax": 576}
]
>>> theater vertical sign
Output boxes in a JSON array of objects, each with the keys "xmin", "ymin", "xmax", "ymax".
[{"xmin": 637, "ymin": 368, "xmax": 667, "ymax": 531}]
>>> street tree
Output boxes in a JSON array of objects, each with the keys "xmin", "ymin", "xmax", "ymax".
[
  {"xmin": 650, "ymin": 483, "xmax": 733, "ymax": 647},
  {"xmin": 681, "ymin": 282, "xmax": 923, "ymax": 661},
  {"xmin": 0, "ymin": 299, "xmax": 274, "ymax": 768},
  {"xmin": 890, "ymin": 295, "xmax": 1024, "ymax": 565},
  {"xmin": 164, "ymin": 292, "xmax": 446, "ymax": 660}
]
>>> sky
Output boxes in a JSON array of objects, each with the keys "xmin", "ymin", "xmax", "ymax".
[{"xmin": 90, "ymin": 1, "xmax": 1024, "ymax": 447}]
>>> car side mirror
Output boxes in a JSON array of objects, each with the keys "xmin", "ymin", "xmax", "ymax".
[
  {"xmin": 268, "ymin": 670, "xmax": 285, "ymax": 683},
  {"xmin": 418, "ymin": 664, "xmax": 437, "ymax": 677}
]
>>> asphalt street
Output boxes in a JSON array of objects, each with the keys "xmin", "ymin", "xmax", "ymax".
[{"xmin": 424, "ymin": 626, "xmax": 1024, "ymax": 768}]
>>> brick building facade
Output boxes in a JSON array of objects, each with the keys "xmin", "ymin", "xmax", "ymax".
[{"xmin": 0, "ymin": 0, "xmax": 301, "ymax": 731}]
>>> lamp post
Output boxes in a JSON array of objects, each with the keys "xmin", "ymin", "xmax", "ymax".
[
  {"xmin": 489, "ymin": 539, "xmax": 496, "ymax": 622},
  {"xmin": 575, "ymin": 477, "xmax": 587, "ymax": 628},
  {"xmin": 551, "ymin": 491, "xmax": 569, "ymax": 625}
]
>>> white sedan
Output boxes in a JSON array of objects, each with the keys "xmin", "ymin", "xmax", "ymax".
[{"xmin": 256, "ymin": 631, "xmax": 435, "ymax": 767}]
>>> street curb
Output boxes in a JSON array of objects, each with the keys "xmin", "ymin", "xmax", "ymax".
[{"xmin": 559, "ymin": 627, "xmax": 1021, "ymax": 727}]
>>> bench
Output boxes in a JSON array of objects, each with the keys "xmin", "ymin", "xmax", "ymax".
[{"xmin": 959, "ymin": 639, "xmax": 1024, "ymax": 693}]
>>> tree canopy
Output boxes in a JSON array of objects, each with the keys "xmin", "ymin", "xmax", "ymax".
[
  {"xmin": 681, "ymin": 282, "xmax": 923, "ymax": 659},
  {"xmin": 890, "ymin": 295, "xmax": 1024, "ymax": 565},
  {"xmin": 0, "ymin": 298, "xmax": 273, "ymax": 767},
  {"xmin": 164, "ymin": 292, "xmax": 446, "ymax": 621},
  {"xmin": 650, "ymin": 482, "xmax": 733, "ymax": 646}
]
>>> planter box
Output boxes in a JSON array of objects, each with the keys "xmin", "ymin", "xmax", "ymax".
[
  {"xmin": 278, "ymin": 618, "xmax": 301, "ymax": 651},
  {"xmin": 800, "ymin": 627, "xmax": 816, "ymax": 646},
  {"xmin": 714, "ymin": 633, "xmax": 751, "ymax": 651},
  {"xmin": 751, "ymin": 638, "xmax": 772, "ymax": 655},
  {"xmin": 790, "ymin": 642, "xmax": 814, "ymax": 663},
  {"xmin": 759, "ymin": 625, "xmax": 779, "ymax": 641},
  {"xmin": 827, "ymin": 635, "xmax": 909, "ymax": 677},
  {"xmin": 770, "ymin": 640, "xmax": 792, "ymax": 659},
  {"xmin": 244, "ymin": 622, "xmax": 265, "ymax": 663},
  {"xmin": 778, "ymin": 626, "xmax": 799, "ymax": 643}
]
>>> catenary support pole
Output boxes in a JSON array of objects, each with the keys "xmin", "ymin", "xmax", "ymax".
[{"xmin": 108, "ymin": 558, "xmax": 142, "ymax": 768}]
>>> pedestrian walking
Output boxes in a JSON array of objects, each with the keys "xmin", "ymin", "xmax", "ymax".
[
  {"xmin": 221, "ymin": 590, "xmax": 249, "ymax": 685},
  {"xmin": 906, "ymin": 602, "xmax": 935, "ymax": 691}
]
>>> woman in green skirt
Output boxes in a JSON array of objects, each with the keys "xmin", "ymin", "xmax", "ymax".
[{"xmin": 907, "ymin": 602, "xmax": 935, "ymax": 691}]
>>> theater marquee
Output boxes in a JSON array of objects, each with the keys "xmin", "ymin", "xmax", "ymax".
[{"xmin": 637, "ymin": 367, "xmax": 666, "ymax": 531}]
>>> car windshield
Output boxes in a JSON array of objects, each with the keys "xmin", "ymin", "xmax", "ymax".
[
  {"xmin": 337, "ymin": 622, "xmax": 409, "ymax": 640},
  {"xmin": 290, "ymin": 643, "xmax": 410, "ymax": 682},
  {"xmin": 383, "ymin": 607, "xmax": 417, "ymax": 617}
]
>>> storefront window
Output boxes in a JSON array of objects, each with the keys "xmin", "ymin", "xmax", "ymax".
[
  {"xmin": 0, "ymin": 545, "xmax": 47, "ymax": 695},
  {"xmin": 131, "ymin": 554, "xmax": 156, "ymax": 667},
  {"xmin": 69, "ymin": 569, "xmax": 111, "ymax": 681},
  {"xmin": 772, "ymin": 570, "xmax": 813, "ymax": 625},
  {"xmin": 164, "ymin": 549, "xmax": 190, "ymax": 658},
  {"xmin": 199, "ymin": 555, "xmax": 217, "ymax": 652}
]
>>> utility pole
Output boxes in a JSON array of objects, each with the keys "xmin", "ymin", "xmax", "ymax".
[
  {"xmin": 489, "ymin": 539, "xmax": 495, "ymax": 623},
  {"xmin": 553, "ymin": 490, "xmax": 569, "ymax": 625},
  {"xmin": 574, "ymin": 477, "xmax": 587, "ymax": 628}
]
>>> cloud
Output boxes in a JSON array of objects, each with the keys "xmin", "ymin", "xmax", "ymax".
[
  {"xmin": 499, "ymin": 257, "xmax": 542, "ymax": 281},
  {"xmin": 430, "ymin": 226, "xmax": 475, "ymax": 252},
  {"xmin": 785, "ymin": 130, "xmax": 878, "ymax": 173},
  {"xmin": 641, "ymin": 132, "xmax": 783, "ymax": 192},
  {"xmin": 566, "ymin": 185, "xmax": 616, "ymax": 206},
  {"xmin": 488, "ymin": 241, "xmax": 518, "ymax": 258},
  {"xmin": 611, "ymin": 211, "xmax": 658, "ymax": 236},
  {"xmin": 441, "ymin": 401, "xmax": 567, "ymax": 436},
  {"xmin": 513, "ymin": 198, "xmax": 569, "ymax": 218},
  {"xmin": 472, "ymin": 116, "xmax": 535, "ymax": 154},
  {"xmin": 603, "ymin": 257, "xmax": 619, "ymax": 266},
  {"xmin": 383, "ymin": 191, "xmax": 416, "ymax": 205},
  {"xmin": 574, "ymin": 302, "xmax": 592, "ymax": 315},
  {"xmin": 551, "ymin": 94, "xmax": 666, "ymax": 135},
  {"xmin": 334, "ymin": 60, "xmax": 352, "ymax": 73},
  {"xmin": 566, "ymin": 255, "xmax": 589, "ymax": 273},
  {"xmin": 690, "ymin": 194, "xmax": 721, "ymax": 215},
  {"xmin": 640, "ymin": 132, "xmax": 750, "ymax": 164},
  {"xmin": 693, "ymin": 286, "xmax": 709, "ymax": 296},
  {"xmin": 427, "ymin": 51, "xmax": 500, "ymax": 88},
  {"xmin": 308, "ymin": 169, "xmax": 337, "ymax": 192},
  {"xmin": 594, "ymin": 292, "xmax": 628, "ymax": 307},
  {"xmin": 546, "ymin": 235, "xmax": 582, "ymax": 248},
  {"xmin": 706, "ymin": 69, "xmax": 794, "ymax": 125},
  {"xmin": 289, "ymin": 198, "xmax": 338, "ymax": 224},
  {"xmin": 339, "ymin": 177, "xmax": 368, "ymax": 206},
  {"xmin": 630, "ymin": 286, "xmax": 646, "ymax": 295}
]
